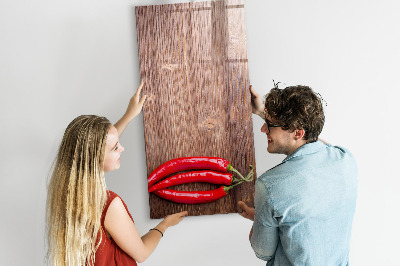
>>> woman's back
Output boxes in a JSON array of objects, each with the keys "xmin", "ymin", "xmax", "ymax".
[{"xmin": 95, "ymin": 190, "xmax": 137, "ymax": 266}]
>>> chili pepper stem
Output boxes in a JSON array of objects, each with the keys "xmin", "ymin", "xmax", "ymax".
[
  {"xmin": 227, "ymin": 164, "xmax": 247, "ymax": 181},
  {"xmin": 231, "ymin": 176, "xmax": 241, "ymax": 183},
  {"xmin": 223, "ymin": 166, "xmax": 255, "ymax": 193},
  {"xmin": 245, "ymin": 165, "xmax": 254, "ymax": 182},
  {"xmin": 228, "ymin": 164, "xmax": 254, "ymax": 183},
  {"xmin": 223, "ymin": 180, "xmax": 245, "ymax": 193}
]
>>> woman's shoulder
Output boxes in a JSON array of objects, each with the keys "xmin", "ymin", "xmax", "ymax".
[
  {"xmin": 105, "ymin": 190, "xmax": 134, "ymax": 222},
  {"xmin": 102, "ymin": 190, "xmax": 124, "ymax": 225},
  {"xmin": 103, "ymin": 190, "xmax": 120, "ymax": 213},
  {"xmin": 106, "ymin": 190, "xmax": 119, "ymax": 201},
  {"xmin": 106, "ymin": 190, "xmax": 127, "ymax": 209}
]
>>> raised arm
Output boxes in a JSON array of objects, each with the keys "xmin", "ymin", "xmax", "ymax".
[
  {"xmin": 114, "ymin": 81, "xmax": 147, "ymax": 137},
  {"xmin": 104, "ymin": 197, "xmax": 187, "ymax": 263},
  {"xmin": 249, "ymin": 85, "xmax": 266, "ymax": 119}
]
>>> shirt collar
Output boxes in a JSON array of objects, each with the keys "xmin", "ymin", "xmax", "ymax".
[{"xmin": 283, "ymin": 141, "xmax": 327, "ymax": 163}]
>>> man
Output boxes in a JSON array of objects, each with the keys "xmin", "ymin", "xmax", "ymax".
[{"xmin": 238, "ymin": 84, "xmax": 357, "ymax": 265}]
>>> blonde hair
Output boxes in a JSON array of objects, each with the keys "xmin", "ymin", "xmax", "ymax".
[{"xmin": 46, "ymin": 115, "xmax": 111, "ymax": 266}]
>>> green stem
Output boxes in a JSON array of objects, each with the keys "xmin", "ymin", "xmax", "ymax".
[
  {"xmin": 225, "ymin": 165, "xmax": 255, "ymax": 192},
  {"xmin": 232, "ymin": 176, "xmax": 241, "ymax": 183},
  {"xmin": 244, "ymin": 165, "xmax": 254, "ymax": 182},
  {"xmin": 227, "ymin": 164, "xmax": 247, "ymax": 181},
  {"xmin": 224, "ymin": 180, "xmax": 245, "ymax": 193},
  {"xmin": 228, "ymin": 164, "xmax": 254, "ymax": 183}
]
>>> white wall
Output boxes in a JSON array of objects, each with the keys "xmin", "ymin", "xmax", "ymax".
[{"xmin": 1, "ymin": 0, "xmax": 399, "ymax": 265}]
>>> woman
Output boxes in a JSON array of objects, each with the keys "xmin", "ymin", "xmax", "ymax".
[{"xmin": 46, "ymin": 82, "xmax": 187, "ymax": 266}]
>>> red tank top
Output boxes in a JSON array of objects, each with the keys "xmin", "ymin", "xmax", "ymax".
[{"xmin": 94, "ymin": 190, "xmax": 138, "ymax": 266}]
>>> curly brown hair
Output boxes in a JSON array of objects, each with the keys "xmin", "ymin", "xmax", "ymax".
[{"xmin": 264, "ymin": 85, "xmax": 325, "ymax": 143}]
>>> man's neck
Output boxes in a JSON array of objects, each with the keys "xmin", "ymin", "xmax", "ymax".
[{"xmin": 286, "ymin": 140, "xmax": 307, "ymax": 155}]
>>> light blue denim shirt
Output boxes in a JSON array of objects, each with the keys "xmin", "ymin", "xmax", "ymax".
[{"xmin": 250, "ymin": 141, "xmax": 357, "ymax": 266}]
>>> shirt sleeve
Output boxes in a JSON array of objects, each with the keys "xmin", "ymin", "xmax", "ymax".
[{"xmin": 250, "ymin": 179, "xmax": 279, "ymax": 261}]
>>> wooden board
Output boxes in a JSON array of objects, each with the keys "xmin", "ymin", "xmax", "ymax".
[{"xmin": 136, "ymin": 0, "xmax": 256, "ymax": 219}]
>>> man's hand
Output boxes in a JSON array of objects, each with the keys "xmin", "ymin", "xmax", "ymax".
[
  {"xmin": 238, "ymin": 201, "xmax": 255, "ymax": 221},
  {"xmin": 249, "ymin": 85, "xmax": 265, "ymax": 119}
]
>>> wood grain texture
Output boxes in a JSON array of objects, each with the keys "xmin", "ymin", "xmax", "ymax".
[{"xmin": 135, "ymin": 0, "xmax": 256, "ymax": 219}]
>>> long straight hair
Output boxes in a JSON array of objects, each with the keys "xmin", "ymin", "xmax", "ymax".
[{"xmin": 46, "ymin": 115, "xmax": 111, "ymax": 265}]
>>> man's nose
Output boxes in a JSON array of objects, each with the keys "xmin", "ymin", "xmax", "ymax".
[{"xmin": 261, "ymin": 123, "xmax": 269, "ymax": 133}]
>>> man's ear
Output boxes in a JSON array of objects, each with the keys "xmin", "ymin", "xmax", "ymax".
[{"xmin": 294, "ymin": 129, "xmax": 305, "ymax": 141}]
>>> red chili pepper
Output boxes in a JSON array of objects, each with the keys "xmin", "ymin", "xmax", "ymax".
[
  {"xmin": 148, "ymin": 171, "xmax": 233, "ymax": 192},
  {"xmin": 147, "ymin": 157, "xmax": 233, "ymax": 188},
  {"xmin": 153, "ymin": 186, "xmax": 229, "ymax": 204},
  {"xmin": 152, "ymin": 166, "xmax": 254, "ymax": 204}
]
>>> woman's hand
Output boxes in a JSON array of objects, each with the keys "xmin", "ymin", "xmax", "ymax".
[
  {"xmin": 114, "ymin": 81, "xmax": 147, "ymax": 137},
  {"xmin": 163, "ymin": 211, "xmax": 188, "ymax": 227},
  {"xmin": 249, "ymin": 85, "xmax": 266, "ymax": 119},
  {"xmin": 124, "ymin": 81, "xmax": 147, "ymax": 121},
  {"xmin": 105, "ymin": 199, "xmax": 186, "ymax": 263},
  {"xmin": 157, "ymin": 211, "xmax": 188, "ymax": 232}
]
